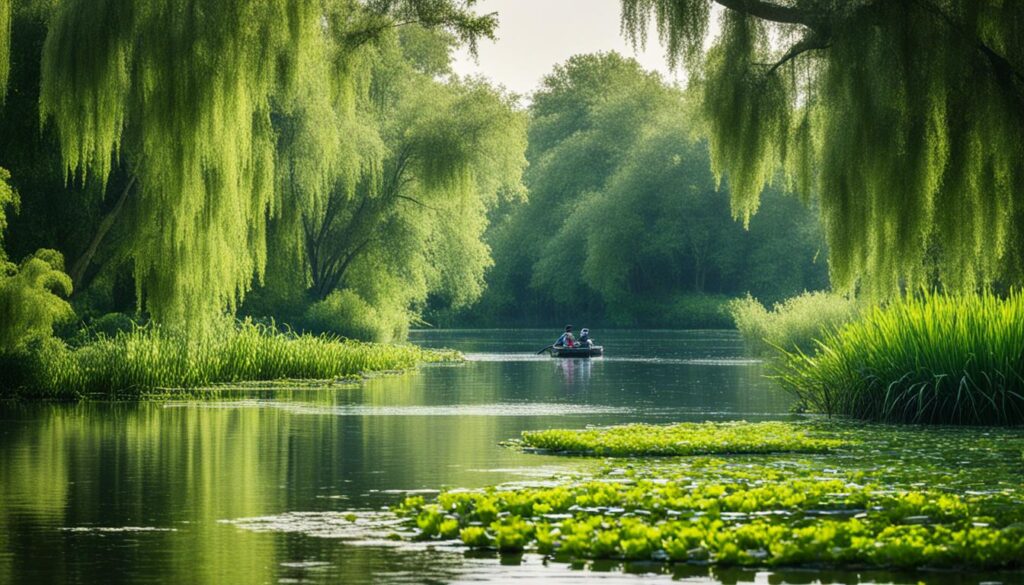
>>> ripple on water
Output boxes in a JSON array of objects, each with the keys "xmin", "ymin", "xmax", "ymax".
[
  {"xmin": 463, "ymin": 352, "xmax": 552, "ymax": 362},
  {"xmin": 222, "ymin": 511, "xmax": 418, "ymax": 545},
  {"xmin": 163, "ymin": 401, "xmax": 634, "ymax": 416},
  {"xmin": 60, "ymin": 526, "xmax": 177, "ymax": 533}
]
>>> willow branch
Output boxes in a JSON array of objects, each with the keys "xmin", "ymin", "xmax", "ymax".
[
  {"xmin": 713, "ymin": 0, "xmax": 823, "ymax": 27},
  {"xmin": 764, "ymin": 35, "xmax": 831, "ymax": 75}
]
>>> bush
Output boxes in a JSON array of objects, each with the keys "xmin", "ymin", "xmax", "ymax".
[
  {"xmin": 728, "ymin": 291, "xmax": 859, "ymax": 356},
  {"xmin": 303, "ymin": 289, "xmax": 407, "ymax": 343},
  {"xmin": 776, "ymin": 291, "xmax": 1024, "ymax": 424},
  {"xmin": 0, "ymin": 249, "xmax": 75, "ymax": 352},
  {"xmin": 1, "ymin": 320, "xmax": 459, "ymax": 399}
]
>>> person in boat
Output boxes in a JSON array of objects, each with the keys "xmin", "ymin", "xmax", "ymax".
[
  {"xmin": 578, "ymin": 328, "xmax": 593, "ymax": 348},
  {"xmin": 554, "ymin": 325, "xmax": 576, "ymax": 348}
]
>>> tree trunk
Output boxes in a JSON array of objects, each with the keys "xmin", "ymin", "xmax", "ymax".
[{"xmin": 70, "ymin": 174, "xmax": 137, "ymax": 291}]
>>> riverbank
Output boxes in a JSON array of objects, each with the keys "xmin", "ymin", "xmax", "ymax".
[{"xmin": 0, "ymin": 321, "xmax": 460, "ymax": 400}]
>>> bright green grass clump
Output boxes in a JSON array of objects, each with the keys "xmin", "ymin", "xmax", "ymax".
[
  {"xmin": 518, "ymin": 421, "xmax": 846, "ymax": 456},
  {"xmin": 393, "ymin": 424, "xmax": 1024, "ymax": 571},
  {"xmin": 728, "ymin": 292, "xmax": 860, "ymax": 356},
  {"xmin": 1, "ymin": 320, "xmax": 459, "ymax": 399},
  {"xmin": 777, "ymin": 290, "xmax": 1024, "ymax": 424}
]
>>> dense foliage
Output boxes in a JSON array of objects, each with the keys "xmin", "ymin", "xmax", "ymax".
[
  {"xmin": 0, "ymin": 1, "xmax": 513, "ymax": 397},
  {"xmin": 454, "ymin": 53, "xmax": 827, "ymax": 327},
  {"xmin": 621, "ymin": 0, "xmax": 1024, "ymax": 295},
  {"xmin": 253, "ymin": 26, "xmax": 526, "ymax": 341},
  {"xmin": 517, "ymin": 421, "xmax": 845, "ymax": 456},
  {"xmin": 0, "ymin": 0, "xmax": 518, "ymax": 337},
  {"xmin": 777, "ymin": 291, "xmax": 1024, "ymax": 424}
]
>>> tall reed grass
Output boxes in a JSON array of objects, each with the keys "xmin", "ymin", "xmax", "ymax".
[
  {"xmin": 728, "ymin": 292, "xmax": 860, "ymax": 356},
  {"xmin": 776, "ymin": 291, "xmax": 1024, "ymax": 424},
  {"xmin": 2, "ymin": 320, "xmax": 459, "ymax": 399}
]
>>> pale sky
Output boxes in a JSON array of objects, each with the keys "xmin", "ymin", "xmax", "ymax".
[{"xmin": 450, "ymin": 0, "xmax": 683, "ymax": 98}]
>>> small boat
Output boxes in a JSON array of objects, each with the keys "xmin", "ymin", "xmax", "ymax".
[{"xmin": 550, "ymin": 345, "xmax": 604, "ymax": 358}]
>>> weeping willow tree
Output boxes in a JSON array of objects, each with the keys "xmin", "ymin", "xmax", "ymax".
[
  {"xmin": 622, "ymin": 0, "xmax": 1024, "ymax": 294},
  {"xmin": 4, "ymin": 0, "xmax": 494, "ymax": 330},
  {"xmin": 261, "ymin": 24, "xmax": 527, "ymax": 341}
]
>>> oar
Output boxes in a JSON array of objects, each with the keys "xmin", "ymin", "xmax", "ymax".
[{"xmin": 536, "ymin": 345, "xmax": 553, "ymax": 355}]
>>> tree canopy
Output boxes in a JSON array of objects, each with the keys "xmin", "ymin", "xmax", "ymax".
[
  {"xmin": 0, "ymin": 0, "xmax": 499, "ymax": 330},
  {"xmin": 253, "ymin": 23, "xmax": 527, "ymax": 341},
  {"xmin": 622, "ymin": 0, "xmax": 1024, "ymax": 294},
  {"xmin": 459, "ymin": 53, "xmax": 827, "ymax": 327}
]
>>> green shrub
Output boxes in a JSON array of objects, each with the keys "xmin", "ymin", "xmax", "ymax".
[
  {"xmin": 776, "ymin": 290, "xmax": 1024, "ymax": 424},
  {"xmin": 728, "ymin": 291, "xmax": 859, "ymax": 356},
  {"xmin": 1, "ymin": 320, "xmax": 459, "ymax": 399},
  {"xmin": 0, "ymin": 249, "xmax": 75, "ymax": 352},
  {"xmin": 303, "ymin": 289, "xmax": 407, "ymax": 343},
  {"xmin": 518, "ymin": 421, "xmax": 846, "ymax": 456}
]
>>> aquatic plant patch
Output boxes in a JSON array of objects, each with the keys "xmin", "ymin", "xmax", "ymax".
[
  {"xmin": 516, "ymin": 421, "xmax": 847, "ymax": 456},
  {"xmin": 389, "ymin": 422, "xmax": 1024, "ymax": 572},
  {"xmin": 395, "ymin": 476, "xmax": 1024, "ymax": 569}
]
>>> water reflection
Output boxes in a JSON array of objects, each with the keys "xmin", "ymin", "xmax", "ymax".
[
  {"xmin": 0, "ymin": 329, "xmax": 861, "ymax": 584},
  {"xmin": 553, "ymin": 356, "xmax": 594, "ymax": 386}
]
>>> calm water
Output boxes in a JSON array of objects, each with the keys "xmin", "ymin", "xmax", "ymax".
[{"xmin": 0, "ymin": 330, "xmax": 994, "ymax": 584}]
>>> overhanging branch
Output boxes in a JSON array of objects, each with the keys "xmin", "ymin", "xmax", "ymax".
[
  {"xmin": 713, "ymin": 0, "xmax": 823, "ymax": 28},
  {"xmin": 764, "ymin": 35, "xmax": 831, "ymax": 75}
]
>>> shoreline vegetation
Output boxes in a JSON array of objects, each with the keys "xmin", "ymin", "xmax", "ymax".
[
  {"xmin": 0, "ymin": 321, "xmax": 460, "ymax": 400},
  {"xmin": 391, "ymin": 421, "xmax": 1024, "ymax": 572},
  {"xmin": 729, "ymin": 290, "xmax": 1024, "ymax": 425}
]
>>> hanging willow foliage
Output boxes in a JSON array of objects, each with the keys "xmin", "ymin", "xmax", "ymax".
[
  {"xmin": 34, "ymin": 0, "xmax": 495, "ymax": 329},
  {"xmin": 622, "ymin": 0, "xmax": 1024, "ymax": 295},
  {"xmin": 0, "ymin": 0, "xmax": 10, "ymax": 99}
]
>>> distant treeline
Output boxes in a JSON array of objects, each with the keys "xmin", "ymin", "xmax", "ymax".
[{"xmin": 433, "ymin": 53, "xmax": 828, "ymax": 329}]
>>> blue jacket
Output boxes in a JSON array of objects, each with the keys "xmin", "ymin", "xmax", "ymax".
[{"xmin": 555, "ymin": 333, "xmax": 574, "ymax": 346}]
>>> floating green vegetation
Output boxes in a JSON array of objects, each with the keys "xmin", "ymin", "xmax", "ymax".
[
  {"xmin": 0, "ymin": 320, "xmax": 459, "ymax": 399},
  {"xmin": 517, "ymin": 421, "xmax": 847, "ymax": 456},
  {"xmin": 777, "ymin": 291, "xmax": 1024, "ymax": 424},
  {"xmin": 392, "ymin": 423, "xmax": 1024, "ymax": 572}
]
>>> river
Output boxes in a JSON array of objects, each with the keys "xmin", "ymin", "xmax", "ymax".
[{"xmin": 0, "ymin": 329, "xmax": 984, "ymax": 584}]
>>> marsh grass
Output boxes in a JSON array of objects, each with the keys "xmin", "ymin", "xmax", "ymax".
[
  {"xmin": 1, "ymin": 320, "xmax": 459, "ymax": 399},
  {"xmin": 517, "ymin": 421, "xmax": 846, "ymax": 456},
  {"xmin": 728, "ymin": 292, "xmax": 860, "ymax": 356},
  {"xmin": 776, "ymin": 291, "xmax": 1024, "ymax": 424}
]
